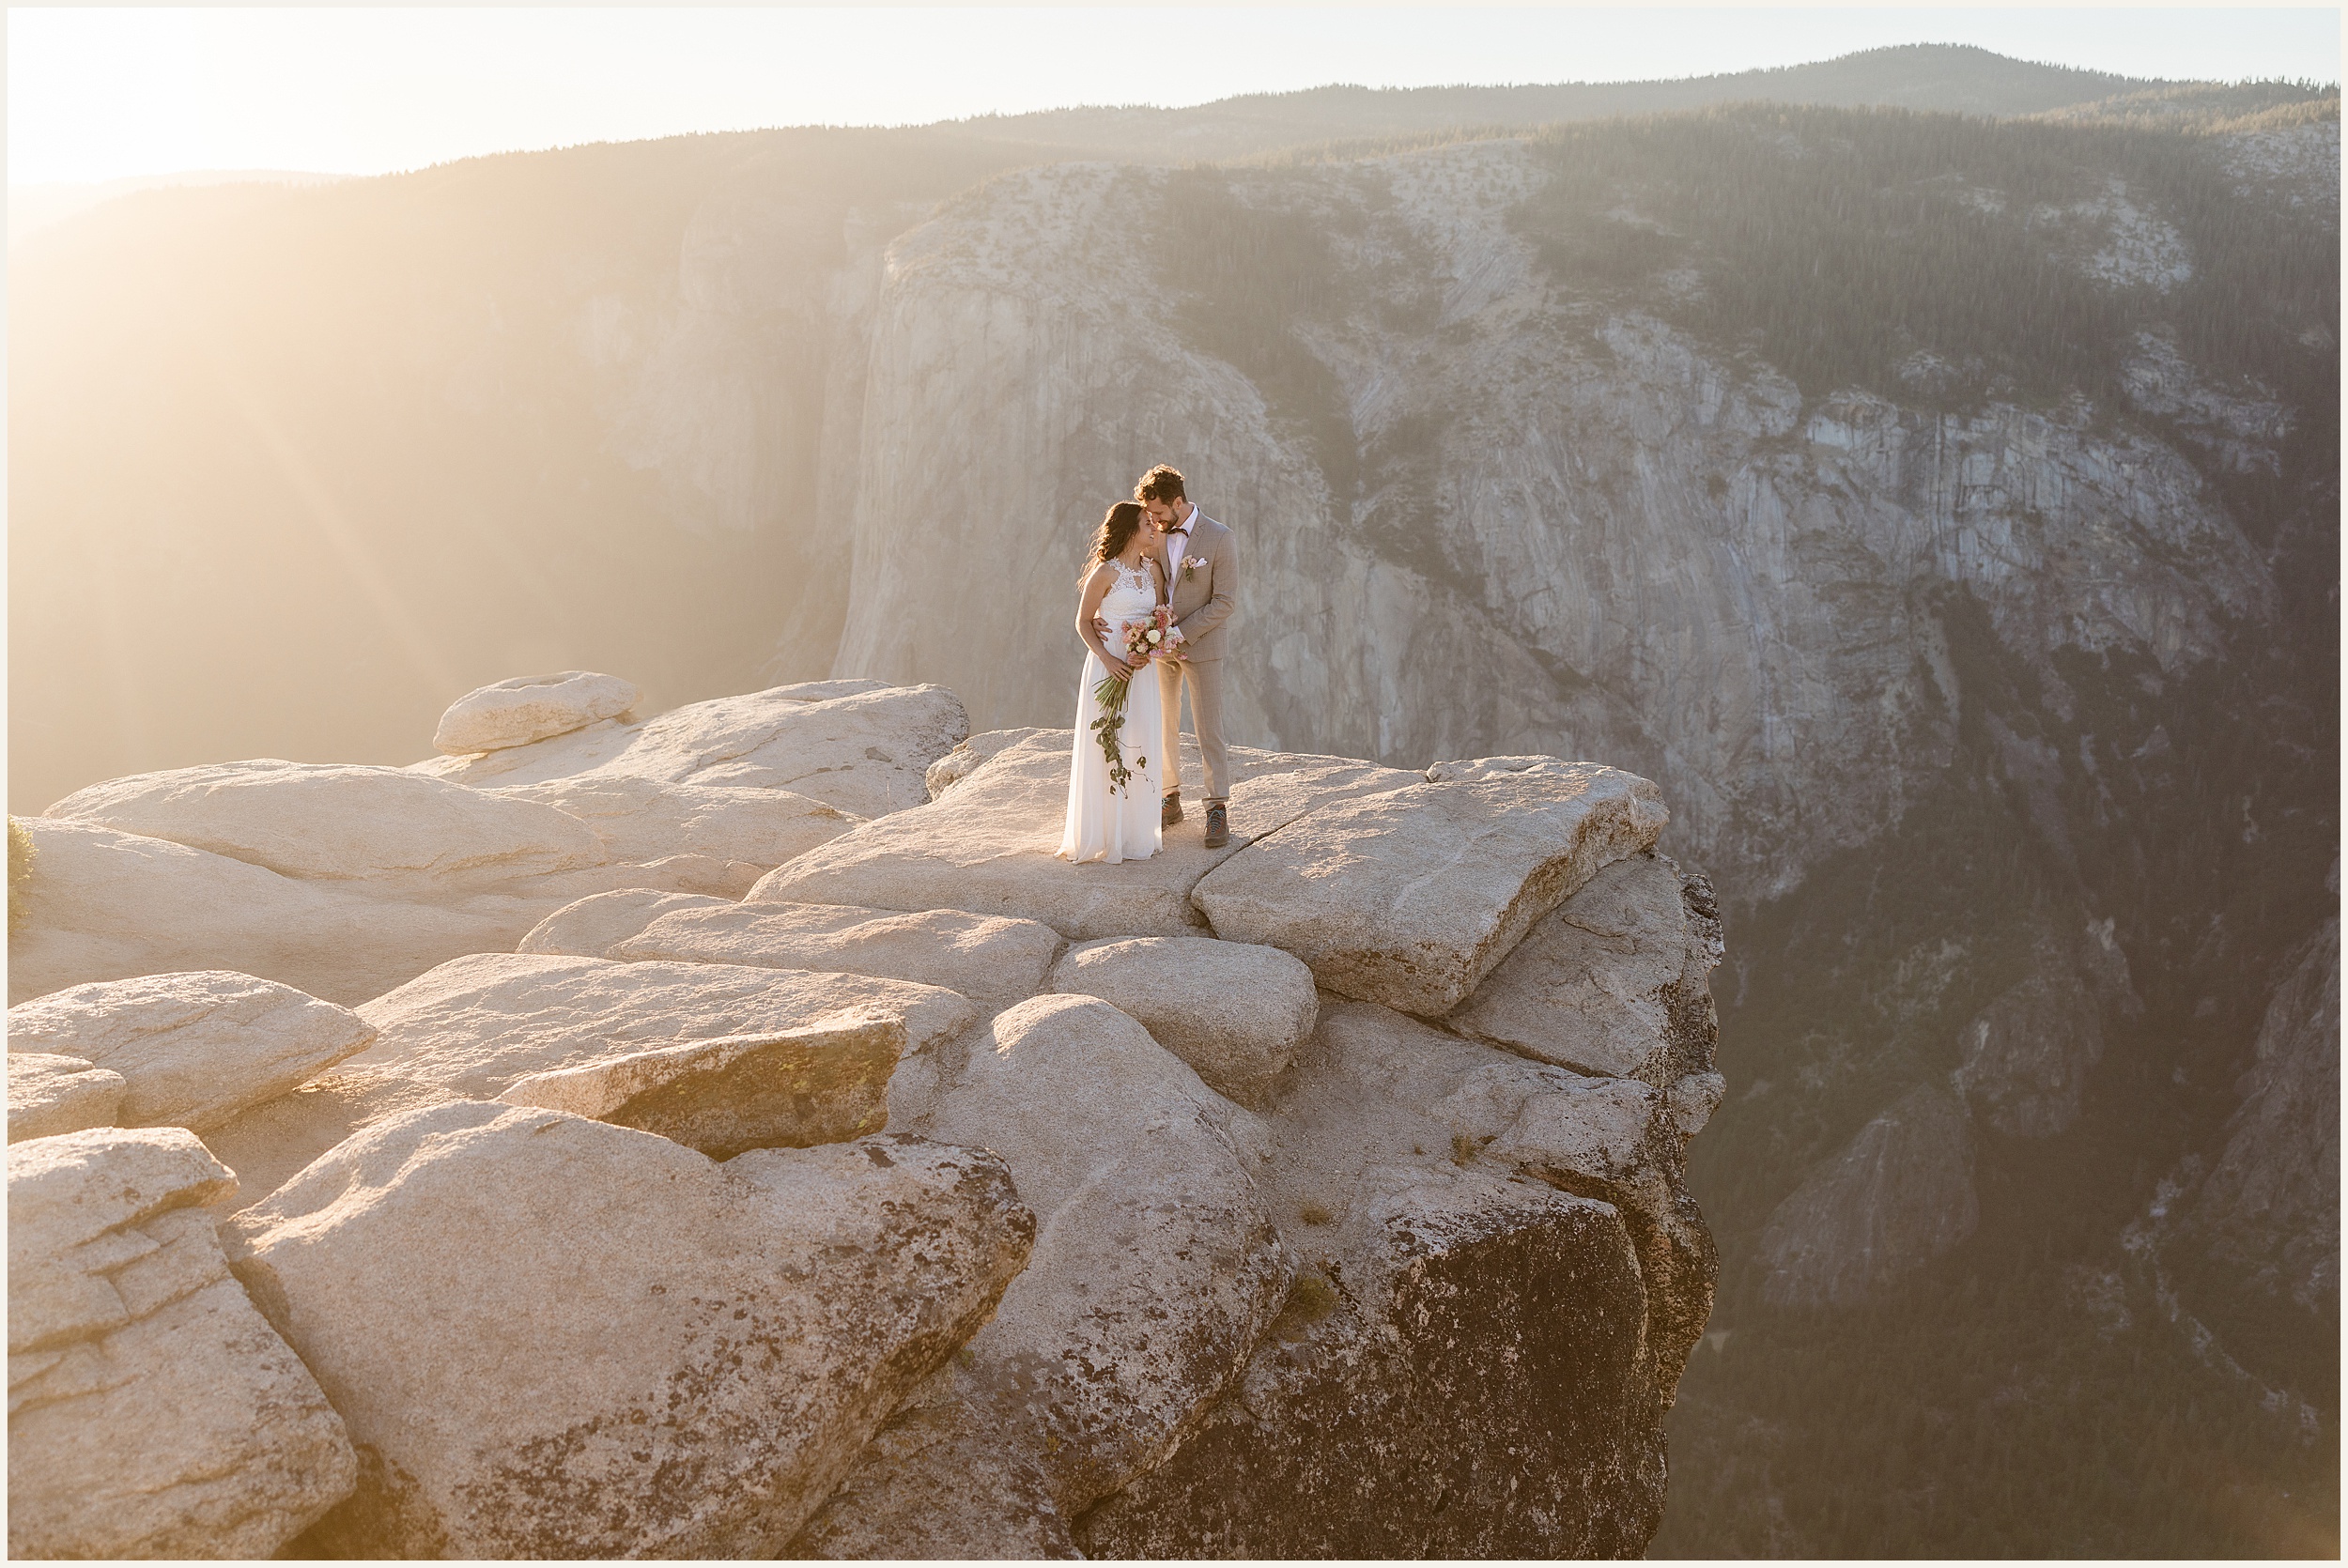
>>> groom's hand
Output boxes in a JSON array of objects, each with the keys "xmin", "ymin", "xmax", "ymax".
[{"xmin": 1091, "ymin": 615, "xmax": 1112, "ymax": 642}]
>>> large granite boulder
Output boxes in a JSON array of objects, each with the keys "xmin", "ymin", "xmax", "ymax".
[
  {"xmin": 517, "ymin": 887, "xmax": 734, "ymax": 956},
  {"xmin": 1082, "ymin": 1164, "xmax": 1658, "ymax": 1557},
  {"xmin": 754, "ymin": 730, "xmax": 1420, "ymax": 940},
  {"xmin": 497, "ymin": 1018, "xmax": 903, "ymax": 1160},
  {"xmin": 609, "ymin": 901, "xmax": 1064, "ymax": 1007},
  {"xmin": 1759, "ymin": 1084, "xmax": 1980, "ymax": 1308},
  {"xmin": 222, "ymin": 1104, "xmax": 1033, "ymax": 1558},
  {"xmin": 1445, "ymin": 851, "xmax": 1723, "ymax": 1088},
  {"xmin": 1192, "ymin": 763, "xmax": 1669, "ymax": 1015},
  {"xmin": 200, "ymin": 953, "xmax": 977, "ymax": 1207},
  {"xmin": 1077, "ymin": 997, "xmax": 1706, "ymax": 1555},
  {"xmin": 418, "ymin": 683, "xmax": 967, "ymax": 819},
  {"xmin": 8, "ymin": 971, "xmax": 376, "ymax": 1132},
  {"xmin": 349, "ymin": 952, "xmax": 975, "ymax": 1100},
  {"xmin": 822, "ymin": 994, "xmax": 1292, "ymax": 1528},
  {"xmin": 9, "ymin": 1128, "xmax": 356, "ymax": 1558},
  {"xmin": 498, "ymin": 774, "xmax": 859, "ymax": 879},
  {"xmin": 8, "ymin": 1053, "xmax": 126, "ymax": 1142},
  {"xmin": 6, "ymin": 819, "xmax": 740, "ymax": 1008},
  {"xmin": 7, "ymin": 819, "xmax": 541, "ymax": 1007},
  {"xmin": 433, "ymin": 670, "xmax": 641, "ymax": 755},
  {"xmin": 1049, "ymin": 935, "xmax": 1318, "ymax": 1105},
  {"xmin": 924, "ymin": 726, "xmax": 1057, "ymax": 800},
  {"xmin": 47, "ymin": 760, "xmax": 606, "ymax": 887}
]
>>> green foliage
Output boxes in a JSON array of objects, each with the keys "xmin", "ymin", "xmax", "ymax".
[
  {"xmin": 1657, "ymin": 1239, "xmax": 2341, "ymax": 1557},
  {"xmin": 1514, "ymin": 102, "xmax": 2339, "ymax": 413},
  {"xmin": 1677, "ymin": 550, "xmax": 2340, "ymax": 1555},
  {"xmin": 1153, "ymin": 167, "xmax": 1361, "ymax": 505},
  {"xmin": 1274, "ymin": 1270, "xmax": 1340, "ymax": 1339},
  {"xmin": 8, "ymin": 817, "xmax": 34, "ymax": 933},
  {"xmin": 2032, "ymin": 81, "xmax": 2340, "ymax": 133}
]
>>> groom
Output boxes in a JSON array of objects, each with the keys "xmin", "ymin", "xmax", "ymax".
[{"xmin": 1136, "ymin": 465, "xmax": 1238, "ymax": 848}]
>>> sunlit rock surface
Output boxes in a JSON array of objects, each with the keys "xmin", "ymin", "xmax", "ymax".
[{"xmin": 8, "ymin": 679, "xmax": 1722, "ymax": 1559}]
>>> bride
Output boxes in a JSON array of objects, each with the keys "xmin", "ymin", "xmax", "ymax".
[{"xmin": 1058, "ymin": 501, "xmax": 1168, "ymax": 864}]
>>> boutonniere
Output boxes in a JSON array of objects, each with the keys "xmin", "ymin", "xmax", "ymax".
[{"xmin": 1182, "ymin": 555, "xmax": 1207, "ymax": 582}]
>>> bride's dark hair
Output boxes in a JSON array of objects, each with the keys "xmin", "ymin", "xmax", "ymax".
[{"xmin": 1083, "ymin": 501, "xmax": 1148, "ymax": 581}]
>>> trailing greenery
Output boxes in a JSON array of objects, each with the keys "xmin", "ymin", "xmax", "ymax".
[
  {"xmin": 8, "ymin": 817, "xmax": 34, "ymax": 933},
  {"xmin": 1513, "ymin": 101, "xmax": 2339, "ymax": 413}
]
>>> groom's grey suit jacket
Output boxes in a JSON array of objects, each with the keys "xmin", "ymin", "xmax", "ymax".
[{"xmin": 1166, "ymin": 513, "xmax": 1239, "ymax": 661}]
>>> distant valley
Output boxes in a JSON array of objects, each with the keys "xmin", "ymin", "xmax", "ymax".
[{"xmin": 9, "ymin": 45, "xmax": 2338, "ymax": 1555}]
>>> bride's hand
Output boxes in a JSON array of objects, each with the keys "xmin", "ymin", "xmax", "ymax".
[{"xmin": 1098, "ymin": 650, "xmax": 1136, "ymax": 678}]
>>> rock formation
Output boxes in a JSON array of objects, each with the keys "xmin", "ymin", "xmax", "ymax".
[
  {"xmin": 8, "ymin": 1128, "xmax": 357, "ymax": 1559},
  {"xmin": 4, "ymin": 677, "xmax": 1722, "ymax": 1558}
]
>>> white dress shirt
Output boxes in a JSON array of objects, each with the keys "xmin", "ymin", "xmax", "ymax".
[{"xmin": 1162, "ymin": 507, "xmax": 1196, "ymax": 634}]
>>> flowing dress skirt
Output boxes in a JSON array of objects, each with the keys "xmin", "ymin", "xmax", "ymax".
[{"xmin": 1058, "ymin": 652, "xmax": 1165, "ymax": 864}]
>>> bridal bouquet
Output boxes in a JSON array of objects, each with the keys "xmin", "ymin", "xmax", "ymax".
[{"xmin": 1090, "ymin": 607, "xmax": 1182, "ymax": 794}]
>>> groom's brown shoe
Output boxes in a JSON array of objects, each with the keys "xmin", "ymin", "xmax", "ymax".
[
  {"xmin": 1204, "ymin": 802, "xmax": 1230, "ymax": 849},
  {"xmin": 1162, "ymin": 792, "xmax": 1184, "ymax": 828}
]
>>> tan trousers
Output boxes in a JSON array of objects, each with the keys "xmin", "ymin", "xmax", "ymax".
[{"xmin": 1157, "ymin": 656, "xmax": 1229, "ymax": 802}]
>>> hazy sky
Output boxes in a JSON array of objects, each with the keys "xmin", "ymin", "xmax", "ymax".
[{"xmin": 9, "ymin": 6, "xmax": 2340, "ymax": 186}]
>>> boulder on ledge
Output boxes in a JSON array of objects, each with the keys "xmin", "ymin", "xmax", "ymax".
[
  {"xmin": 497, "ymin": 1017, "xmax": 904, "ymax": 1159},
  {"xmin": 432, "ymin": 671, "xmax": 641, "ymax": 756},
  {"xmin": 8, "ymin": 1053, "xmax": 126, "ymax": 1143},
  {"xmin": 8, "ymin": 970, "xmax": 377, "ymax": 1132},
  {"xmin": 1049, "ymin": 936, "xmax": 1316, "ymax": 1106},
  {"xmin": 221, "ymin": 1104, "xmax": 1033, "ymax": 1558},
  {"xmin": 610, "ymin": 901, "xmax": 1065, "ymax": 1007},
  {"xmin": 1191, "ymin": 764, "xmax": 1668, "ymax": 1016},
  {"xmin": 9, "ymin": 1127, "xmax": 356, "ymax": 1559},
  {"xmin": 46, "ymin": 760, "xmax": 607, "ymax": 887}
]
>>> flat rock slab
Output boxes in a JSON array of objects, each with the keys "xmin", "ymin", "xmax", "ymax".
[
  {"xmin": 7, "ymin": 819, "xmax": 755, "ymax": 1010},
  {"xmin": 8, "ymin": 1053, "xmax": 126, "ymax": 1143},
  {"xmin": 9, "ymin": 1127, "xmax": 356, "ymax": 1559},
  {"xmin": 8, "ymin": 971, "xmax": 377, "ymax": 1132},
  {"xmin": 754, "ymin": 731, "xmax": 1420, "ymax": 941},
  {"xmin": 223, "ymin": 1105, "xmax": 1032, "ymax": 1558},
  {"xmin": 434, "ymin": 670, "xmax": 641, "ymax": 755},
  {"xmin": 924, "ymin": 727, "xmax": 1058, "ymax": 800},
  {"xmin": 47, "ymin": 760, "xmax": 607, "ymax": 886},
  {"xmin": 1446, "ymin": 852, "xmax": 1721, "ymax": 1084},
  {"xmin": 517, "ymin": 888, "xmax": 735, "ymax": 957},
  {"xmin": 420, "ymin": 683, "xmax": 967, "ymax": 819},
  {"xmin": 347, "ymin": 951, "xmax": 979, "ymax": 1101},
  {"xmin": 499, "ymin": 774, "xmax": 861, "ymax": 871},
  {"xmin": 497, "ymin": 1018, "xmax": 903, "ymax": 1159},
  {"xmin": 1050, "ymin": 936, "xmax": 1317, "ymax": 1106},
  {"xmin": 612, "ymin": 901, "xmax": 1065, "ymax": 1007},
  {"xmin": 1192, "ymin": 765, "xmax": 1669, "ymax": 1016}
]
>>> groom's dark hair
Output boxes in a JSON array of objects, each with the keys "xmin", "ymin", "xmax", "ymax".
[{"xmin": 1135, "ymin": 465, "xmax": 1186, "ymax": 505}]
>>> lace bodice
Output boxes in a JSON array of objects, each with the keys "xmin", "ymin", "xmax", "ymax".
[{"xmin": 1100, "ymin": 557, "xmax": 1159, "ymax": 624}]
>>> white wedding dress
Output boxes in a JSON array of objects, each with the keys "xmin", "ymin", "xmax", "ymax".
[{"xmin": 1058, "ymin": 560, "xmax": 1166, "ymax": 864}]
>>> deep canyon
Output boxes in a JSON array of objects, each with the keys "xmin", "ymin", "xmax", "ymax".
[{"xmin": 10, "ymin": 45, "xmax": 2338, "ymax": 1556}]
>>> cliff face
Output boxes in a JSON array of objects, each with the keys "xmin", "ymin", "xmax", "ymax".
[{"xmin": 828, "ymin": 136, "xmax": 2277, "ymax": 899}]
